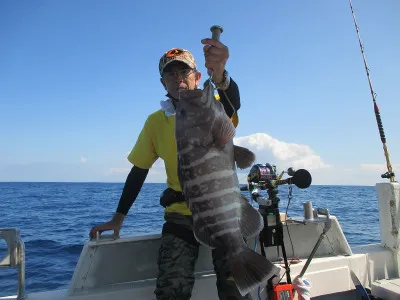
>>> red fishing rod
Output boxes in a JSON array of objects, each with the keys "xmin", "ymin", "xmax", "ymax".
[{"xmin": 349, "ymin": 0, "xmax": 396, "ymax": 182}]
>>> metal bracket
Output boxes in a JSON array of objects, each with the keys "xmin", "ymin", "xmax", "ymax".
[{"xmin": 0, "ymin": 228, "xmax": 25, "ymax": 299}]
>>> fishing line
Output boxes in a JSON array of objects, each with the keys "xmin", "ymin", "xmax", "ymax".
[
  {"xmin": 285, "ymin": 185, "xmax": 296, "ymax": 260},
  {"xmin": 275, "ymin": 184, "xmax": 297, "ymax": 285}
]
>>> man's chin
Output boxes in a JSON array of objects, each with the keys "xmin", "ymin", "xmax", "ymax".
[{"xmin": 169, "ymin": 89, "xmax": 186, "ymax": 100}]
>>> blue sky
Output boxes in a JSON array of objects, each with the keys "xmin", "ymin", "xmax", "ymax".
[{"xmin": 1, "ymin": 0, "xmax": 399, "ymax": 185}]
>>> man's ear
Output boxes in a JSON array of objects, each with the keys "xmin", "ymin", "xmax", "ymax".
[
  {"xmin": 195, "ymin": 71, "xmax": 202, "ymax": 87},
  {"xmin": 160, "ymin": 77, "xmax": 167, "ymax": 90}
]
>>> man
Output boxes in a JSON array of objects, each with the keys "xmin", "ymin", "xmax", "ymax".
[{"xmin": 89, "ymin": 38, "xmax": 248, "ymax": 300}]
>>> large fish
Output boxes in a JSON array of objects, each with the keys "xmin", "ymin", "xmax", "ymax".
[{"xmin": 175, "ymin": 80, "xmax": 281, "ymax": 296}]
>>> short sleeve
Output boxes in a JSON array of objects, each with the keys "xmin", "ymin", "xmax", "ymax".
[{"xmin": 127, "ymin": 118, "xmax": 158, "ymax": 169}]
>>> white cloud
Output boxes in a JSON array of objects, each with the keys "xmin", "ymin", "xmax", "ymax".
[
  {"xmin": 234, "ymin": 133, "xmax": 331, "ymax": 171},
  {"xmin": 360, "ymin": 163, "xmax": 400, "ymax": 173},
  {"xmin": 80, "ymin": 157, "xmax": 87, "ymax": 164}
]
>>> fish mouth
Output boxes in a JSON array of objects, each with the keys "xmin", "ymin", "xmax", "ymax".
[
  {"xmin": 176, "ymin": 85, "xmax": 188, "ymax": 98},
  {"xmin": 177, "ymin": 87, "xmax": 189, "ymax": 99},
  {"xmin": 178, "ymin": 88, "xmax": 204, "ymax": 103},
  {"xmin": 177, "ymin": 89, "xmax": 186, "ymax": 101}
]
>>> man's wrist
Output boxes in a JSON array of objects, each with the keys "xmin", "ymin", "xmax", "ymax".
[
  {"xmin": 112, "ymin": 212, "xmax": 125, "ymax": 225},
  {"xmin": 213, "ymin": 70, "xmax": 230, "ymax": 91}
]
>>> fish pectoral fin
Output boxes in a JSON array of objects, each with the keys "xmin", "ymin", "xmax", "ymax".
[
  {"xmin": 212, "ymin": 115, "xmax": 236, "ymax": 148},
  {"xmin": 234, "ymin": 145, "xmax": 255, "ymax": 169},
  {"xmin": 193, "ymin": 219, "xmax": 219, "ymax": 249},
  {"xmin": 239, "ymin": 195, "xmax": 264, "ymax": 238}
]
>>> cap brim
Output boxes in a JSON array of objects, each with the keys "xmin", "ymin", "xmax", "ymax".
[{"xmin": 160, "ymin": 59, "xmax": 194, "ymax": 75}]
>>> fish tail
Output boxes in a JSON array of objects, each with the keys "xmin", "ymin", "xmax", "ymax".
[{"xmin": 230, "ymin": 248, "xmax": 281, "ymax": 296}]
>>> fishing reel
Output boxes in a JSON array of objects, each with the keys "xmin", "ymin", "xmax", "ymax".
[
  {"xmin": 246, "ymin": 163, "xmax": 312, "ymax": 247},
  {"xmin": 247, "ymin": 163, "xmax": 280, "ymax": 207},
  {"xmin": 247, "ymin": 164, "xmax": 312, "ymax": 200},
  {"xmin": 246, "ymin": 163, "xmax": 312, "ymax": 206}
]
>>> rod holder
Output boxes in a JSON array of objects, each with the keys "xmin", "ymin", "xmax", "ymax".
[{"xmin": 303, "ymin": 201, "xmax": 314, "ymax": 220}]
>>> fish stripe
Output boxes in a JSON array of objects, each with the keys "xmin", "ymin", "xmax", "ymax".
[
  {"xmin": 185, "ymin": 170, "xmax": 234, "ymax": 187},
  {"xmin": 189, "ymin": 187, "xmax": 239, "ymax": 204},
  {"xmin": 196, "ymin": 216, "xmax": 239, "ymax": 230},
  {"xmin": 194, "ymin": 206, "xmax": 239, "ymax": 225},
  {"xmin": 178, "ymin": 145, "xmax": 195, "ymax": 155},
  {"xmin": 210, "ymin": 227, "xmax": 240, "ymax": 239},
  {"xmin": 184, "ymin": 175, "xmax": 238, "ymax": 199},
  {"xmin": 194, "ymin": 201, "xmax": 241, "ymax": 219},
  {"xmin": 180, "ymin": 151, "xmax": 220, "ymax": 169},
  {"xmin": 190, "ymin": 191, "xmax": 241, "ymax": 214}
]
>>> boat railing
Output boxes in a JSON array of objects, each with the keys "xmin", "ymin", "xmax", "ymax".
[{"xmin": 0, "ymin": 228, "xmax": 25, "ymax": 300}]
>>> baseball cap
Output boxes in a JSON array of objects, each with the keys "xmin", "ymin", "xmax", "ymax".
[{"xmin": 158, "ymin": 48, "xmax": 197, "ymax": 76}]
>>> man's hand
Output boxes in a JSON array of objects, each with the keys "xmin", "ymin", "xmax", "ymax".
[
  {"xmin": 89, "ymin": 212, "xmax": 125, "ymax": 240},
  {"xmin": 201, "ymin": 38, "xmax": 229, "ymax": 84}
]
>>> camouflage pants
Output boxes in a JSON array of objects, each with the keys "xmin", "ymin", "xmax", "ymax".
[{"xmin": 154, "ymin": 222, "xmax": 251, "ymax": 300}]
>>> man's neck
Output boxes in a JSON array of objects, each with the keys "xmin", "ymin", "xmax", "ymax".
[{"xmin": 166, "ymin": 93, "xmax": 178, "ymax": 108}]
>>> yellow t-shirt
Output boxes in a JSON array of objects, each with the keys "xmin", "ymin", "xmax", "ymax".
[{"xmin": 127, "ymin": 94, "xmax": 238, "ymax": 216}]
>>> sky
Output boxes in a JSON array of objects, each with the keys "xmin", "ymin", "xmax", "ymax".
[{"xmin": 1, "ymin": 0, "xmax": 399, "ymax": 185}]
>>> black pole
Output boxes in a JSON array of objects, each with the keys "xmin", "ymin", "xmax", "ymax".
[{"xmin": 348, "ymin": 0, "xmax": 395, "ymax": 182}]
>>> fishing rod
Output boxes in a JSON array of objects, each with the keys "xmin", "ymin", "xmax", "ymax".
[{"xmin": 348, "ymin": 0, "xmax": 396, "ymax": 182}]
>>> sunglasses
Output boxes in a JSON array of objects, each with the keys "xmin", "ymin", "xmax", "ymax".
[{"xmin": 163, "ymin": 68, "xmax": 196, "ymax": 80}]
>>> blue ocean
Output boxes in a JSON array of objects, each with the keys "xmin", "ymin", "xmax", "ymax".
[{"xmin": 0, "ymin": 182, "xmax": 380, "ymax": 296}]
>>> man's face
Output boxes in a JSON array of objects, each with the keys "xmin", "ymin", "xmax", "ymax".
[{"xmin": 160, "ymin": 62, "xmax": 201, "ymax": 100}]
